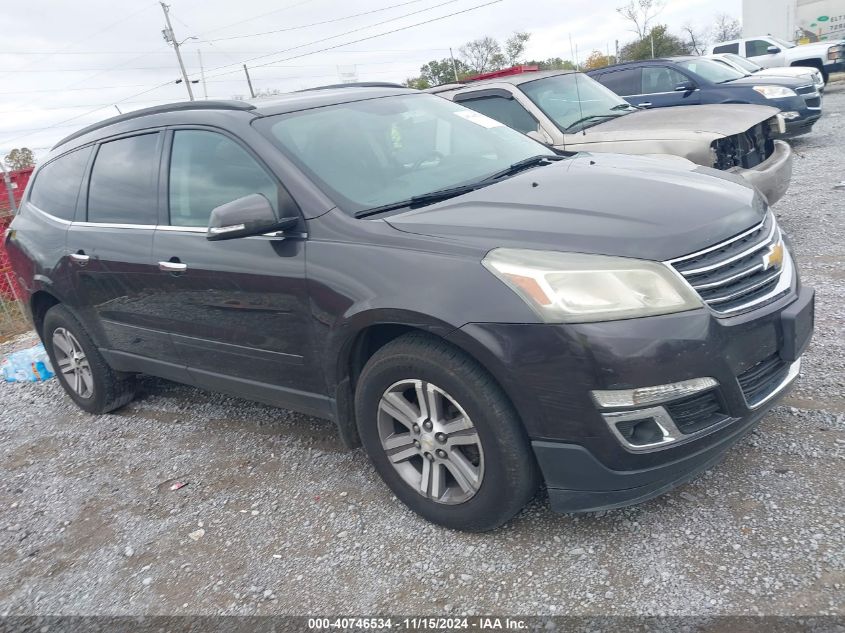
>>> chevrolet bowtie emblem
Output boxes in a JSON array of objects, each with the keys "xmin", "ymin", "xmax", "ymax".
[{"xmin": 762, "ymin": 242, "xmax": 785, "ymax": 272}]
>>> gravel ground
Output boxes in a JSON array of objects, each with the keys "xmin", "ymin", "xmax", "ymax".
[{"xmin": 1, "ymin": 87, "xmax": 843, "ymax": 618}]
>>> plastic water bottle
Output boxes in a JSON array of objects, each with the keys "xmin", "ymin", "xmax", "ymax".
[{"xmin": 1, "ymin": 344, "xmax": 55, "ymax": 382}]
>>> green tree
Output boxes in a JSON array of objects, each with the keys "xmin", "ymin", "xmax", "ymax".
[
  {"xmin": 526, "ymin": 57, "xmax": 576, "ymax": 71},
  {"xmin": 4, "ymin": 148, "xmax": 35, "ymax": 170},
  {"xmin": 620, "ymin": 24, "xmax": 689, "ymax": 61},
  {"xmin": 460, "ymin": 36, "xmax": 505, "ymax": 74},
  {"xmin": 504, "ymin": 31, "xmax": 531, "ymax": 66}
]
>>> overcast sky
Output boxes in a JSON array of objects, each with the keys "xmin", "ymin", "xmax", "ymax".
[{"xmin": 1, "ymin": 0, "xmax": 740, "ymax": 158}]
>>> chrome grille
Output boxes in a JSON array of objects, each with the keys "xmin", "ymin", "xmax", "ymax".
[
  {"xmin": 795, "ymin": 84, "xmax": 816, "ymax": 95},
  {"xmin": 667, "ymin": 212, "xmax": 791, "ymax": 315}
]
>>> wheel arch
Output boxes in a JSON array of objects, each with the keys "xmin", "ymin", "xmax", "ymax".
[{"xmin": 328, "ymin": 311, "xmax": 525, "ymax": 450}]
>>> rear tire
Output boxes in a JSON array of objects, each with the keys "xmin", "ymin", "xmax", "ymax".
[
  {"xmin": 43, "ymin": 305, "xmax": 136, "ymax": 414},
  {"xmin": 355, "ymin": 332, "xmax": 540, "ymax": 531}
]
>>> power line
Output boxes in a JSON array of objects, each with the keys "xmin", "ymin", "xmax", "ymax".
[
  {"xmin": 198, "ymin": 0, "xmax": 429, "ymax": 43},
  {"xmin": 197, "ymin": 0, "xmax": 463, "ymax": 78},
  {"xmin": 202, "ymin": 0, "xmax": 503, "ymax": 81},
  {"xmin": 0, "ymin": 3, "xmax": 159, "ymax": 80},
  {"xmin": 198, "ymin": 0, "xmax": 319, "ymax": 36}
]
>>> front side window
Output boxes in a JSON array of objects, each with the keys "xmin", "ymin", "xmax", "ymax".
[
  {"xmin": 593, "ymin": 68, "xmax": 642, "ymax": 96},
  {"xmin": 520, "ymin": 73, "xmax": 636, "ymax": 132},
  {"xmin": 747, "ymin": 39, "xmax": 774, "ymax": 56},
  {"xmin": 168, "ymin": 130, "xmax": 279, "ymax": 227},
  {"xmin": 712, "ymin": 43, "xmax": 740, "ymax": 54},
  {"xmin": 29, "ymin": 146, "xmax": 92, "ymax": 221},
  {"xmin": 87, "ymin": 134, "xmax": 160, "ymax": 224},
  {"xmin": 674, "ymin": 58, "xmax": 744, "ymax": 83},
  {"xmin": 641, "ymin": 66, "xmax": 692, "ymax": 94},
  {"xmin": 257, "ymin": 93, "xmax": 551, "ymax": 214},
  {"xmin": 458, "ymin": 95, "xmax": 539, "ymax": 135}
]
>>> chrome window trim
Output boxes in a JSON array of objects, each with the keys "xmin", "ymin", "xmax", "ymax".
[
  {"xmin": 743, "ymin": 358, "xmax": 801, "ymax": 410},
  {"xmin": 71, "ymin": 221, "xmax": 157, "ymax": 230}
]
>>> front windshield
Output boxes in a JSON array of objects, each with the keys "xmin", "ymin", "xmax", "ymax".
[
  {"xmin": 769, "ymin": 36, "xmax": 796, "ymax": 49},
  {"xmin": 519, "ymin": 73, "xmax": 635, "ymax": 134},
  {"xmin": 724, "ymin": 53, "xmax": 762, "ymax": 73},
  {"xmin": 675, "ymin": 58, "xmax": 745, "ymax": 83},
  {"xmin": 257, "ymin": 93, "xmax": 553, "ymax": 214}
]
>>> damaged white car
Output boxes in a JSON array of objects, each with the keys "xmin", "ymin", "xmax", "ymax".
[{"xmin": 430, "ymin": 70, "xmax": 792, "ymax": 205}]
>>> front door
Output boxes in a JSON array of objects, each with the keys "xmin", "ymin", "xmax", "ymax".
[
  {"xmin": 150, "ymin": 128, "xmax": 327, "ymax": 416},
  {"xmin": 635, "ymin": 66, "xmax": 701, "ymax": 108}
]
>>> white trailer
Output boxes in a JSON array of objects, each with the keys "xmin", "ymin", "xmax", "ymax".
[{"xmin": 743, "ymin": 0, "xmax": 845, "ymax": 42}]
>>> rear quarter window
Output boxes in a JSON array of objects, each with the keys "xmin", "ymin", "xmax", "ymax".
[{"xmin": 28, "ymin": 146, "xmax": 93, "ymax": 221}]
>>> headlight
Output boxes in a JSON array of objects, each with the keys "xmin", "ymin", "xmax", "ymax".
[
  {"xmin": 753, "ymin": 85, "xmax": 798, "ymax": 99},
  {"xmin": 481, "ymin": 249, "xmax": 703, "ymax": 323}
]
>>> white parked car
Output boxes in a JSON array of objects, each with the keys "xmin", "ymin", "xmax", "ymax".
[
  {"xmin": 708, "ymin": 52, "xmax": 825, "ymax": 93},
  {"xmin": 707, "ymin": 35, "xmax": 845, "ymax": 83}
]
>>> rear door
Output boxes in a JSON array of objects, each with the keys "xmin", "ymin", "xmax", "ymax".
[
  {"xmin": 593, "ymin": 67, "xmax": 642, "ymax": 104},
  {"xmin": 150, "ymin": 127, "xmax": 328, "ymax": 416},
  {"xmin": 65, "ymin": 131, "xmax": 181, "ymax": 367}
]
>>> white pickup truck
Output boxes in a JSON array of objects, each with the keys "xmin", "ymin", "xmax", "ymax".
[{"xmin": 708, "ymin": 35, "xmax": 845, "ymax": 83}]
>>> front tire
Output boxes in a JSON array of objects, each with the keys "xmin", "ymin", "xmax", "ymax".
[
  {"xmin": 355, "ymin": 333, "xmax": 540, "ymax": 531},
  {"xmin": 42, "ymin": 305, "xmax": 136, "ymax": 414}
]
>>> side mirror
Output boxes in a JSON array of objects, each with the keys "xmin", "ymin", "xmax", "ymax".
[
  {"xmin": 675, "ymin": 81, "xmax": 696, "ymax": 92},
  {"xmin": 207, "ymin": 193, "xmax": 299, "ymax": 241},
  {"xmin": 767, "ymin": 46, "xmax": 781, "ymax": 54}
]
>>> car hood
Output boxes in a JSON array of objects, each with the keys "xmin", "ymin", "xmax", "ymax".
[
  {"xmin": 385, "ymin": 153, "xmax": 764, "ymax": 262},
  {"xmin": 721, "ymin": 74, "xmax": 807, "ymax": 89},
  {"xmin": 579, "ymin": 103, "xmax": 779, "ymax": 141}
]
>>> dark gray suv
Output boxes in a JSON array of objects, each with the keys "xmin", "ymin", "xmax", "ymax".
[{"xmin": 5, "ymin": 86, "xmax": 814, "ymax": 531}]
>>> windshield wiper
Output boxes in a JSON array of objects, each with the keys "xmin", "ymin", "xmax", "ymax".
[
  {"xmin": 353, "ymin": 183, "xmax": 483, "ymax": 218},
  {"xmin": 565, "ymin": 114, "xmax": 623, "ymax": 132},
  {"xmin": 481, "ymin": 154, "xmax": 566, "ymax": 183}
]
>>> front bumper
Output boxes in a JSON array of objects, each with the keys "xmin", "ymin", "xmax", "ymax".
[
  {"xmin": 783, "ymin": 113, "xmax": 821, "ymax": 137},
  {"xmin": 733, "ymin": 139, "xmax": 792, "ymax": 205},
  {"xmin": 452, "ymin": 284, "xmax": 814, "ymax": 514}
]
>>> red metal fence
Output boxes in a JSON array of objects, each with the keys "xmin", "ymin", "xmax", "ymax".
[{"xmin": 1, "ymin": 167, "xmax": 33, "ymax": 301}]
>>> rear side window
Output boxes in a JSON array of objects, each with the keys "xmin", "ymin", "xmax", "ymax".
[
  {"xmin": 168, "ymin": 130, "xmax": 278, "ymax": 227},
  {"xmin": 87, "ymin": 133, "xmax": 160, "ymax": 224},
  {"xmin": 458, "ymin": 95, "xmax": 538, "ymax": 135},
  {"xmin": 28, "ymin": 146, "xmax": 92, "ymax": 221},
  {"xmin": 713, "ymin": 43, "xmax": 740, "ymax": 54},
  {"xmin": 596, "ymin": 68, "xmax": 642, "ymax": 96}
]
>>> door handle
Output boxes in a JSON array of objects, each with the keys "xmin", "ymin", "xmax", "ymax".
[
  {"xmin": 159, "ymin": 260, "xmax": 187, "ymax": 273},
  {"xmin": 638, "ymin": 102, "xmax": 652, "ymax": 107},
  {"xmin": 70, "ymin": 251, "xmax": 90, "ymax": 265}
]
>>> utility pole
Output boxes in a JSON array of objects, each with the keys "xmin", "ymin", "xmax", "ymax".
[
  {"xmin": 243, "ymin": 64, "xmax": 256, "ymax": 99},
  {"xmin": 651, "ymin": 34, "xmax": 655, "ymax": 59},
  {"xmin": 449, "ymin": 48, "xmax": 460, "ymax": 82},
  {"xmin": 198, "ymin": 50, "xmax": 208, "ymax": 100},
  {"xmin": 615, "ymin": 39, "xmax": 620, "ymax": 63},
  {"xmin": 160, "ymin": 2, "xmax": 194, "ymax": 101}
]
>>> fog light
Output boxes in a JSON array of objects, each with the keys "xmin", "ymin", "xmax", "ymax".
[
  {"xmin": 592, "ymin": 377, "xmax": 718, "ymax": 409},
  {"xmin": 781, "ymin": 111, "xmax": 801, "ymax": 120}
]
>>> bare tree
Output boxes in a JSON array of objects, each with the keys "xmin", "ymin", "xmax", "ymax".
[
  {"xmin": 682, "ymin": 23, "xmax": 709, "ymax": 55},
  {"xmin": 712, "ymin": 13, "xmax": 742, "ymax": 43},
  {"xmin": 616, "ymin": 0, "xmax": 665, "ymax": 40},
  {"xmin": 459, "ymin": 36, "xmax": 505, "ymax": 74},
  {"xmin": 504, "ymin": 31, "xmax": 531, "ymax": 66}
]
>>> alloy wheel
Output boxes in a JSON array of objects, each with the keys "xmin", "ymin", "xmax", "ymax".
[
  {"xmin": 52, "ymin": 328, "xmax": 94, "ymax": 398},
  {"xmin": 377, "ymin": 379, "xmax": 484, "ymax": 505}
]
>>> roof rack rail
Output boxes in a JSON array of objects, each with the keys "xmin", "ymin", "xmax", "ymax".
[
  {"xmin": 297, "ymin": 82, "xmax": 407, "ymax": 92},
  {"xmin": 52, "ymin": 100, "xmax": 256, "ymax": 150}
]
